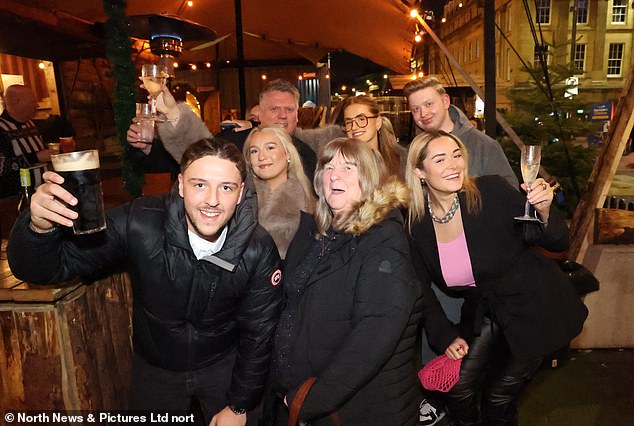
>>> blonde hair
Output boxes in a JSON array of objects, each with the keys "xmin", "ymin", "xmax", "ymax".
[
  {"xmin": 314, "ymin": 137, "xmax": 387, "ymax": 236},
  {"xmin": 340, "ymin": 95, "xmax": 401, "ymax": 176},
  {"xmin": 244, "ymin": 126, "xmax": 314, "ymax": 202},
  {"xmin": 403, "ymin": 76, "xmax": 447, "ymax": 99},
  {"xmin": 405, "ymin": 131, "xmax": 481, "ymax": 229}
]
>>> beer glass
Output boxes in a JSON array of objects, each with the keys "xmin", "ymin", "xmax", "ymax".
[
  {"xmin": 51, "ymin": 149, "xmax": 107, "ymax": 234},
  {"xmin": 48, "ymin": 142, "xmax": 61, "ymax": 155},
  {"xmin": 59, "ymin": 136, "xmax": 77, "ymax": 153}
]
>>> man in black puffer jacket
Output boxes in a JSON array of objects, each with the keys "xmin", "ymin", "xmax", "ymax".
[{"xmin": 8, "ymin": 139, "xmax": 282, "ymax": 425}]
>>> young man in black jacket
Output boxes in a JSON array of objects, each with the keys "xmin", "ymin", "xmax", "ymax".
[{"xmin": 8, "ymin": 138, "xmax": 283, "ymax": 426}]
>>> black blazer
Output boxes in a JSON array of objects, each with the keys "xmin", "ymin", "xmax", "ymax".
[{"xmin": 410, "ymin": 175, "xmax": 588, "ymax": 360}]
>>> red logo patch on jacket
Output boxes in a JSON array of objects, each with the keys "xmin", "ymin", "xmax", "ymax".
[{"xmin": 270, "ymin": 269, "xmax": 282, "ymax": 286}]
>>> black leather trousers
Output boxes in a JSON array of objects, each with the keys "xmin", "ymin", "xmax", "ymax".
[{"xmin": 444, "ymin": 317, "xmax": 542, "ymax": 426}]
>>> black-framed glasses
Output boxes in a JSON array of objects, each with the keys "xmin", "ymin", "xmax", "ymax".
[{"xmin": 343, "ymin": 114, "xmax": 379, "ymax": 131}]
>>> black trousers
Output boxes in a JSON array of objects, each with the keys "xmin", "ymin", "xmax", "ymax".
[
  {"xmin": 128, "ymin": 351, "xmax": 257, "ymax": 425},
  {"xmin": 444, "ymin": 317, "xmax": 542, "ymax": 426}
]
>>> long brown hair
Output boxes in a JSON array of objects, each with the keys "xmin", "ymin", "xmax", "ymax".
[
  {"xmin": 340, "ymin": 95, "xmax": 401, "ymax": 177},
  {"xmin": 405, "ymin": 131, "xmax": 481, "ymax": 229}
]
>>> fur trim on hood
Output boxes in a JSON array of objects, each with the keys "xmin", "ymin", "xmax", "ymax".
[{"xmin": 343, "ymin": 176, "xmax": 409, "ymax": 236}]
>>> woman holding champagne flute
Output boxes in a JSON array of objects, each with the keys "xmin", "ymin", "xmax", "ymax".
[{"xmin": 404, "ymin": 131, "xmax": 587, "ymax": 425}]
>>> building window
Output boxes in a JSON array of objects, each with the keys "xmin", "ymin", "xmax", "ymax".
[
  {"xmin": 576, "ymin": 0, "xmax": 588, "ymax": 24},
  {"xmin": 535, "ymin": 0, "xmax": 551, "ymax": 24},
  {"xmin": 534, "ymin": 44, "xmax": 550, "ymax": 66},
  {"xmin": 574, "ymin": 43, "xmax": 586, "ymax": 72},
  {"xmin": 607, "ymin": 43, "xmax": 624, "ymax": 75},
  {"xmin": 612, "ymin": 0, "xmax": 627, "ymax": 23}
]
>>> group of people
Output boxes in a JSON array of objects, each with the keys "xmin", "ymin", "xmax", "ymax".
[{"xmin": 7, "ymin": 76, "xmax": 588, "ymax": 426}]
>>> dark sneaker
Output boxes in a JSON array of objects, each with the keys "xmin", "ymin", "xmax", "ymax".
[{"xmin": 419, "ymin": 398, "xmax": 446, "ymax": 426}]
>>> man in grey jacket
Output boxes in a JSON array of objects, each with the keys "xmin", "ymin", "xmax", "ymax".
[{"xmin": 404, "ymin": 76, "xmax": 518, "ymax": 188}]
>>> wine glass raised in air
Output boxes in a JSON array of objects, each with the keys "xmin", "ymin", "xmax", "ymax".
[
  {"xmin": 514, "ymin": 144, "xmax": 543, "ymax": 222},
  {"xmin": 141, "ymin": 64, "xmax": 169, "ymax": 120}
]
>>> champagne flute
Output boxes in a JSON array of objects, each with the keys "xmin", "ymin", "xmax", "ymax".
[
  {"xmin": 141, "ymin": 64, "xmax": 168, "ymax": 118},
  {"xmin": 514, "ymin": 144, "xmax": 542, "ymax": 222}
]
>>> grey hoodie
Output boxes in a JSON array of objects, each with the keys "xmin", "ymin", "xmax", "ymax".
[{"xmin": 449, "ymin": 105, "xmax": 518, "ymax": 188}]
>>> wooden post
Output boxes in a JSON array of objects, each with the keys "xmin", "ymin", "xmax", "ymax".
[{"xmin": 568, "ymin": 68, "xmax": 634, "ymax": 261}]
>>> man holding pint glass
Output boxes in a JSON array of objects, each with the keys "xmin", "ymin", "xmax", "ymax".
[{"xmin": 8, "ymin": 138, "xmax": 283, "ymax": 426}]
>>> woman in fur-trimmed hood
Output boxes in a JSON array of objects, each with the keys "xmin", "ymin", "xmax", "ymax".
[{"xmin": 263, "ymin": 138, "xmax": 454, "ymax": 426}]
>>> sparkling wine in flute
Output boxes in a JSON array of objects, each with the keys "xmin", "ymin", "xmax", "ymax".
[
  {"xmin": 141, "ymin": 64, "xmax": 169, "ymax": 117},
  {"xmin": 515, "ymin": 144, "xmax": 542, "ymax": 222},
  {"xmin": 142, "ymin": 76, "xmax": 166, "ymax": 98},
  {"xmin": 521, "ymin": 162, "xmax": 540, "ymax": 185}
]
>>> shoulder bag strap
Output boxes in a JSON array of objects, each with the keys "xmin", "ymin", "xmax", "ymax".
[{"xmin": 288, "ymin": 377, "xmax": 317, "ymax": 426}]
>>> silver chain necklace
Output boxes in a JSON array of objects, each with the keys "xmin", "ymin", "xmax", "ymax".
[{"xmin": 427, "ymin": 193, "xmax": 460, "ymax": 224}]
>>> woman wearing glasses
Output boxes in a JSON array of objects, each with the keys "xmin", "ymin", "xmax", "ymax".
[
  {"xmin": 295, "ymin": 95, "xmax": 407, "ymax": 178},
  {"xmin": 340, "ymin": 95, "xmax": 407, "ymax": 178}
]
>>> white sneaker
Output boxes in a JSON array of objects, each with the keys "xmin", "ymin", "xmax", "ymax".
[{"xmin": 419, "ymin": 398, "xmax": 446, "ymax": 426}]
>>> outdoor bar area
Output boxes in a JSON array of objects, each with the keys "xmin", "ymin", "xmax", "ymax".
[{"xmin": 1, "ymin": 1, "xmax": 634, "ymax": 425}]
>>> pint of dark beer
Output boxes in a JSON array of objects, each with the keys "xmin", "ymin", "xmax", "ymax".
[{"xmin": 51, "ymin": 149, "xmax": 107, "ymax": 235}]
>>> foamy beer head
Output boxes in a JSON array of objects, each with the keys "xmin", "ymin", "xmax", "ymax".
[{"xmin": 51, "ymin": 149, "xmax": 100, "ymax": 172}]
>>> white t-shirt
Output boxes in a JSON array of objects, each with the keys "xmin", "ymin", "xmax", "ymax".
[{"xmin": 188, "ymin": 226, "xmax": 228, "ymax": 260}]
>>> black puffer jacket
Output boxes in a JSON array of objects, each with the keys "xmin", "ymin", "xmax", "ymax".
[
  {"xmin": 272, "ymin": 180, "xmax": 453, "ymax": 426},
  {"xmin": 8, "ymin": 185, "xmax": 282, "ymax": 409}
]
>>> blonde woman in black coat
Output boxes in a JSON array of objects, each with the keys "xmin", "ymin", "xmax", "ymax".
[
  {"xmin": 405, "ymin": 131, "xmax": 588, "ymax": 425},
  {"xmin": 266, "ymin": 138, "xmax": 451, "ymax": 426}
]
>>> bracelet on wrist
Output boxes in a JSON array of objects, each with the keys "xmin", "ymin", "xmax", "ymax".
[
  {"xmin": 29, "ymin": 221, "xmax": 57, "ymax": 234},
  {"xmin": 229, "ymin": 405, "xmax": 247, "ymax": 415}
]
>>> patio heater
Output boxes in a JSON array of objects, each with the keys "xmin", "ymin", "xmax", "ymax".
[{"xmin": 128, "ymin": 14, "xmax": 216, "ymax": 77}]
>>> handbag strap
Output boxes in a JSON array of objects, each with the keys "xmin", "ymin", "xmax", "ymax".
[{"xmin": 288, "ymin": 377, "xmax": 317, "ymax": 426}]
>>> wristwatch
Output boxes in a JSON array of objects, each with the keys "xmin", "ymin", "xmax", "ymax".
[{"xmin": 229, "ymin": 405, "xmax": 247, "ymax": 415}]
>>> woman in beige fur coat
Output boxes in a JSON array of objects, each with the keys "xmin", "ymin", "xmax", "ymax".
[{"xmin": 244, "ymin": 126, "xmax": 315, "ymax": 259}]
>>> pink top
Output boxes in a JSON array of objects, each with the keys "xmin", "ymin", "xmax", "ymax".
[{"xmin": 437, "ymin": 231, "xmax": 476, "ymax": 287}]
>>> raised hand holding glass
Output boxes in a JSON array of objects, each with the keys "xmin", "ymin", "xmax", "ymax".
[{"xmin": 514, "ymin": 144, "xmax": 543, "ymax": 222}]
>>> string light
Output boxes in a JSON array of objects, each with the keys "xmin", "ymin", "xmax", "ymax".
[
  {"xmin": 383, "ymin": 74, "xmax": 388, "ymax": 79},
  {"xmin": 411, "ymin": 74, "xmax": 417, "ymax": 80},
  {"xmin": 410, "ymin": 9, "xmax": 419, "ymax": 18},
  {"xmin": 205, "ymin": 62, "xmax": 211, "ymax": 68},
  {"xmin": 173, "ymin": 62, "xmax": 179, "ymax": 68},
  {"xmin": 442, "ymin": 17, "xmax": 447, "ymax": 23},
  {"xmin": 38, "ymin": 62, "xmax": 46, "ymax": 70},
  {"xmin": 190, "ymin": 64, "xmax": 197, "ymax": 70},
  {"xmin": 298, "ymin": 75, "xmax": 303, "ymax": 80},
  {"xmin": 418, "ymin": 71, "xmax": 424, "ymax": 78},
  {"xmin": 261, "ymin": 74, "xmax": 267, "ymax": 80},
  {"xmin": 341, "ymin": 85, "xmax": 347, "ymax": 91},
  {"xmin": 187, "ymin": 0, "xmax": 193, "ymax": 6},
  {"xmin": 414, "ymin": 32, "xmax": 423, "ymax": 43}
]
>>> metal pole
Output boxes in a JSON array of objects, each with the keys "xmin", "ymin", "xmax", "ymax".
[
  {"xmin": 570, "ymin": 0, "xmax": 579, "ymax": 71},
  {"xmin": 234, "ymin": 0, "xmax": 246, "ymax": 117},
  {"xmin": 484, "ymin": 0, "xmax": 497, "ymax": 137}
]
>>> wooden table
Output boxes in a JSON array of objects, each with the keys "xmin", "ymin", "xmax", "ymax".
[{"xmin": 0, "ymin": 240, "xmax": 133, "ymax": 412}]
